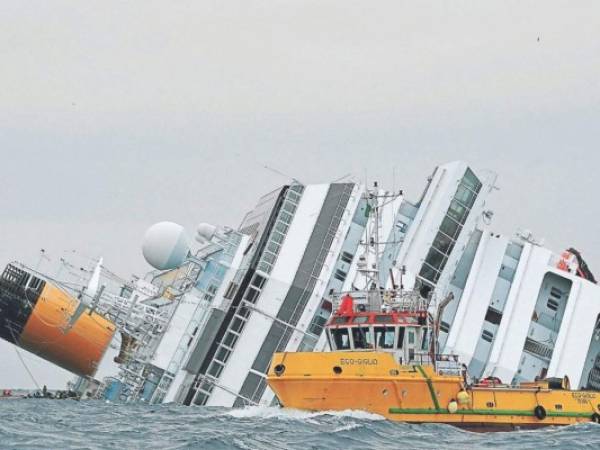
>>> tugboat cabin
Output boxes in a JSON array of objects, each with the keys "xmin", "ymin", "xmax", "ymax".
[{"xmin": 325, "ymin": 294, "xmax": 430, "ymax": 365}]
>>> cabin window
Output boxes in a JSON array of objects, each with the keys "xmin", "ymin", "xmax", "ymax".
[
  {"xmin": 331, "ymin": 328, "xmax": 351, "ymax": 350},
  {"xmin": 433, "ymin": 231, "xmax": 455, "ymax": 255},
  {"xmin": 374, "ymin": 327, "xmax": 396, "ymax": 349},
  {"xmin": 440, "ymin": 216, "xmax": 462, "ymax": 240},
  {"xmin": 462, "ymin": 168, "xmax": 482, "ymax": 193},
  {"xmin": 334, "ymin": 269, "xmax": 347, "ymax": 282},
  {"xmin": 419, "ymin": 263, "xmax": 441, "ymax": 284},
  {"xmin": 397, "ymin": 327, "xmax": 405, "ymax": 348},
  {"xmin": 547, "ymin": 298, "xmax": 559, "ymax": 312},
  {"xmin": 352, "ymin": 316, "xmax": 369, "ymax": 324},
  {"xmin": 421, "ymin": 329, "xmax": 429, "ymax": 350},
  {"xmin": 481, "ymin": 330, "xmax": 494, "ymax": 343},
  {"xmin": 484, "ymin": 308, "xmax": 503, "ymax": 325},
  {"xmin": 340, "ymin": 251, "xmax": 354, "ymax": 264},
  {"xmin": 244, "ymin": 287, "xmax": 260, "ymax": 303},
  {"xmin": 332, "ymin": 316, "xmax": 349, "ymax": 324},
  {"xmin": 396, "ymin": 221, "xmax": 408, "ymax": 233},
  {"xmin": 550, "ymin": 287, "xmax": 562, "ymax": 299},
  {"xmin": 271, "ymin": 231, "xmax": 285, "ymax": 244},
  {"xmin": 440, "ymin": 321, "xmax": 450, "ymax": 333},
  {"xmin": 425, "ymin": 248, "xmax": 447, "ymax": 271},
  {"xmin": 407, "ymin": 330, "xmax": 415, "ymax": 345},
  {"xmin": 455, "ymin": 185, "xmax": 477, "ymax": 209},
  {"xmin": 375, "ymin": 315, "xmax": 394, "ymax": 324},
  {"xmin": 352, "ymin": 327, "xmax": 373, "ymax": 349},
  {"xmin": 447, "ymin": 200, "xmax": 469, "ymax": 224},
  {"xmin": 28, "ymin": 276, "xmax": 43, "ymax": 291}
]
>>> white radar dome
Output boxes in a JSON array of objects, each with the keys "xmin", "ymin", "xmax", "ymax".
[
  {"xmin": 142, "ymin": 222, "xmax": 191, "ymax": 270},
  {"xmin": 196, "ymin": 222, "xmax": 217, "ymax": 243}
]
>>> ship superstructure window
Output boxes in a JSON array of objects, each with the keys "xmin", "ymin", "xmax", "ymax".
[
  {"xmin": 28, "ymin": 276, "xmax": 43, "ymax": 291},
  {"xmin": 462, "ymin": 168, "xmax": 483, "ymax": 192},
  {"xmin": 374, "ymin": 326, "xmax": 396, "ymax": 349},
  {"xmin": 484, "ymin": 308, "xmax": 503, "ymax": 325},
  {"xmin": 334, "ymin": 269, "xmax": 348, "ymax": 282},
  {"xmin": 440, "ymin": 217, "xmax": 462, "ymax": 240},
  {"xmin": 331, "ymin": 328, "xmax": 351, "ymax": 350},
  {"xmin": 439, "ymin": 321, "xmax": 451, "ymax": 333},
  {"xmin": 257, "ymin": 185, "xmax": 304, "ymax": 274},
  {"xmin": 547, "ymin": 298, "xmax": 559, "ymax": 312},
  {"xmin": 352, "ymin": 327, "xmax": 373, "ymax": 349},
  {"xmin": 340, "ymin": 251, "xmax": 354, "ymax": 264},
  {"xmin": 419, "ymin": 168, "xmax": 482, "ymax": 286},
  {"xmin": 433, "ymin": 232, "xmax": 454, "ymax": 255},
  {"xmin": 482, "ymin": 330, "xmax": 494, "ymax": 343}
]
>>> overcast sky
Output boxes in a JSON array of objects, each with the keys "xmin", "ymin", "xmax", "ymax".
[{"xmin": 1, "ymin": 1, "xmax": 599, "ymax": 389}]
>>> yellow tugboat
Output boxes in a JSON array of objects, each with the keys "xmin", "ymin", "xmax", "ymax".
[{"xmin": 268, "ymin": 292, "xmax": 600, "ymax": 431}]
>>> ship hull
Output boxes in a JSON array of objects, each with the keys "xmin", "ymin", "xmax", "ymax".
[
  {"xmin": 0, "ymin": 264, "xmax": 116, "ymax": 377},
  {"xmin": 267, "ymin": 352, "xmax": 600, "ymax": 431}
]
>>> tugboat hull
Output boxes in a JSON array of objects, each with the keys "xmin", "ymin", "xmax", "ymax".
[{"xmin": 268, "ymin": 352, "xmax": 600, "ymax": 430}]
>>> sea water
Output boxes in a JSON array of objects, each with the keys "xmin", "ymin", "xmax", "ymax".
[{"xmin": 0, "ymin": 400, "xmax": 598, "ymax": 449}]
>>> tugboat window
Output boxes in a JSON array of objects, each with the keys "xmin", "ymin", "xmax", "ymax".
[
  {"xmin": 397, "ymin": 327, "xmax": 405, "ymax": 348},
  {"xmin": 352, "ymin": 327, "xmax": 373, "ymax": 349},
  {"xmin": 374, "ymin": 327, "xmax": 396, "ymax": 349},
  {"xmin": 331, "ymin": 328, "xmax": 351, "ymax": 350},
  {"xmin": 374, "ymin": 315, "xmax": 394, "ymax": 323},
  {"xmin": 352, "ymin": 316, "xmax": 369, "ymax": 324},
  {"xmin": 332, "ymin": 316, "xmax": 349, "ymax": 324}
]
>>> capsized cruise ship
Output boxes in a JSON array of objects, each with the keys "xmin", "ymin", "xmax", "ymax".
[{"xmin": 1, "ymin": 161, "xmax": 600, "ymax": 404}]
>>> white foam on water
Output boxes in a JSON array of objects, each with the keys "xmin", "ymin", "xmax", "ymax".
[
  {"xmin": 223, "ymin": 406, "xmax": 385, "ymax": 422},
  {"xmin": 332, "ymin": 423, "xmax": 363, "ymax": 433}
]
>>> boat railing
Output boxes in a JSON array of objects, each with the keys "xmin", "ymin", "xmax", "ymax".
[
  {"xmin": 331, "ymin": 289, "xmax": 428, "ymax": 313},
  {"xmin": 411, "ymin": 352, "xmax": 463, "ymax": 376}
]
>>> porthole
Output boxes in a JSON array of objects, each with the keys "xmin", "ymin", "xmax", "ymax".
[
  {"xmin": 273, "ymin": 364, "xmax": 286, "ymax": 376},
  {"xmin": 333, "ymin": 366, "xmax": 343, "ymax": 375}
]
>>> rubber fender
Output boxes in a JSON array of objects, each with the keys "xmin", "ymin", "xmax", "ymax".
[
  {"xmin": 534, "ymin": 405, "xmax": 547, "ymax": 420},
  {"xmin": 447, "ymin": 400, "xmax": 458, "ymax": 414},
  {"xmin": 457, "ymin": 390, "xmax": 470, "ymax": 405}
]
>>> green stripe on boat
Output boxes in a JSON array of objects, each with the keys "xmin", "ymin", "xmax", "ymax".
[
  {"xmin": 415, "ymin": 365, "xmax": 441, "ymax": 411},
  {"xmin": 388, "ymin": 408, "xmax": 592, "ymax": 418}
]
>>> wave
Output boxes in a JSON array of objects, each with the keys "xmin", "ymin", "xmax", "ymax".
[{"xmin": 222, "ymin": 405, "xmax": 385, "ymax": 421}]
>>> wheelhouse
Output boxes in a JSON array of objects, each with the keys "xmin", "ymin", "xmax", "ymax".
[{"xmin": 325, "ymin": 310, "xmax": 429, "ymax": 364}]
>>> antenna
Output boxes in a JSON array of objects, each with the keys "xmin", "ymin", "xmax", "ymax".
[{"xmin": 262, "ymin": 164, "xmax": 303, "ymax": 185}]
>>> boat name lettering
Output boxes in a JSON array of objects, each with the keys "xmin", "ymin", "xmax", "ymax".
[
  {"xmin": 572, "ymin": 392, "xmax": 596, "ymax": 404},
  {"xmin": 340, "ymin": 358, "xmax": 378, "ymax": 366}
]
